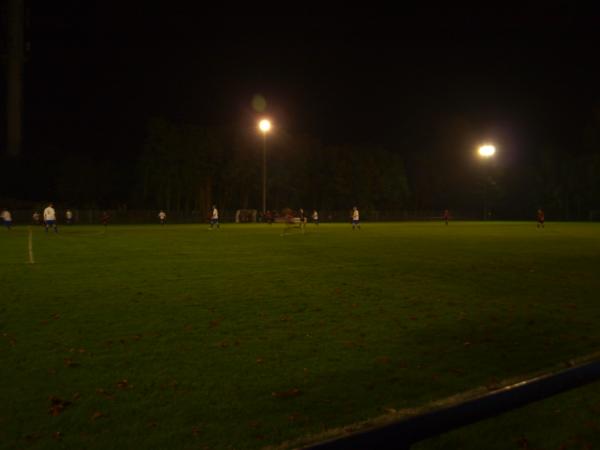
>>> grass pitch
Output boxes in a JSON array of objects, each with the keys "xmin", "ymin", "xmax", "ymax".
[{"xmin": 2, "ymin": 222, "xmax": 600, "ymax": 449}]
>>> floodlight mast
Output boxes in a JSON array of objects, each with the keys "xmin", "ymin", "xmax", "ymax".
[
  {"xmin": 258, "ymin": 119, "xmax": 271, "ymax": 215},
  {"xmin": 478, "ymin": 144, "xmax": 496, "ymax": 220}
]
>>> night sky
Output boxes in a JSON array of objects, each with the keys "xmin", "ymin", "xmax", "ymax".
[{"xmin": 3, "ymin": 4, "xmax": 600, "ymax": 209}]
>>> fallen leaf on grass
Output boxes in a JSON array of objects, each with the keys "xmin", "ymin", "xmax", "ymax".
[
  {"xmin": 255, "ymin": 357, "xmax": 264, "ymax": 364},
  {"xmin": 375, "ymin": 356, "xmax": 391, "ymax": 365},
  {"xmin": 63, "ymin": 358, "xmax": 80, "ymax": 368},
  {"xmin": 191, "ymin": 426, "xmax": 202, "ymax": 436},
  {"xmin": 24, "ymin": 432, "xmax": 42, "ymax": 443},
  {"xmin": 248, "ymin": 420, "xmax": 261, "ymax": 428},
  {"xmin": 160, "ymin": 379, "xmax": 178, "ymax": 390},
  {"xmin": 48, "ymin": 397, "xmax": 71, "ymax": 416},
  {"xmin": 96, "ymin": 388, "xmax": 115, "ymax": 400},
  {"xmin": 116, "ymin": 379, "xmax": 130, "ymax": 389},
  {"xmin": 91, "ymin": 411, "xmax": 106, "ymax": 421},
  {"xmin": 209, "ymin": 319, "xmax": 221, "ymax": 328},
  {"xmin": 69, "ymin": 348, "xmax": 86, "ymax": 353},
  {"xmin": 272, "ymin": 388, "xmax": 301, "ymax": 399},
  {"xmin": 52, "ymin": 431, "xmax": 63, "ymax": 441}
]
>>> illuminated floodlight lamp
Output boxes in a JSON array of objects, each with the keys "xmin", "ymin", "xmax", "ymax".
[
  {"xmin": 478, "ymin": 144, "xmax": 496, "ymax": 158},
  {"xmin": 259, "ymin": 119, "xmax": 271, "ymax": 133}
]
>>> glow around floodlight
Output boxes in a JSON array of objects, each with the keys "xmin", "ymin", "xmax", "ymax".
[
  {"xmin": 478, "ymin": 144, "xmax": 496, "ymax": 158},
  {"xmin": 259, "ymin": 119, "xmax": 271, "ymax": 133}
]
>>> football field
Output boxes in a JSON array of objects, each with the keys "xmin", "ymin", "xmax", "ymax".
[{"xmin": 2, "ymin": 222, "xmax": 600, "ymax": 449}]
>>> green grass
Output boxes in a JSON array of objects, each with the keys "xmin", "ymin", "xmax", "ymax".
[{"xmin": 1, "ymin": 222, "xmax": 600, "ymax": 449}]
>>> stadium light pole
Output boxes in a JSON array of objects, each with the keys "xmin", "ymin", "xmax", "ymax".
[
  {"xmin": 259, "ymin": 119, "xmax": 272, "ymax": 215},
  {"xmin": 478, "ymin": 144, "xmax": 496, "ymax": 220}
]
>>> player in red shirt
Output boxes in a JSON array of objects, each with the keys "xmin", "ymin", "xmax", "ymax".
[
  {"xmin": 536, "ymin": 208, "xmax": 545, "ymax": 228},
  {"xmin": 443, "ymin": 209, "xmax": 450, "ymax": 225},
  {"xmin": 101, "ymin": 211, "xmax": 110, "ymax": 227},
  {"xmin": 265, "ymin": 210, "xmax": 273, "ymax": 225}
]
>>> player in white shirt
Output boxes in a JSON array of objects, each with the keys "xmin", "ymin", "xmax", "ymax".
[
  {"xmin": 65, "ymin": 209, "xmax": 73, "ymax": 224},
  {"xmin": 312, "ymin": 209, "xmax": 319, "ymax": 226},
  {"xmin": 43, "ymin": 203, "xmax": 58, "ymax": 233},
  {"xmin": 158, "ymin": 210, "xmax": 166, "ymax": 225},
  {"xmin": 1, "ymin": 209, "xmax": 12, "ymax": 230},
  {"xmin": 210, "ymin": 205, "xmax": 220, "ymax": 229},
  {"xmin": 352, "ymin": 206, "xmax": 361, "ymax": 231}
]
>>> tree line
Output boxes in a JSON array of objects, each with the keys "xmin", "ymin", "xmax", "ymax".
[
  {"xmin": 3, "ymin": 115, "xmax": 600, "ymax": 220},
  {"xmin": 132, "ymin": 118, "xmax": 410, "ymax": 214}
]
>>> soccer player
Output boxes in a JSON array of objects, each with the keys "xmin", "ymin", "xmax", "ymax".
[
  {"xmin": 351, "ymin": 206, "xmax": 360, "ymax": 230},
  {"xmin": 1, "ymin": 209, "xmax": 12, "ymax": 230},
  {"xmin": 32, "ymin": 211, "xmax": 41, "ymax": 225},
  {"xmin": 281, "ymin": 209, "xmax": 304, "ymax": 235},
  {"xmin": 158, "ymin": 210, "xmax": 166, "ymax": 225},
  {"xmin": 443, "ymin": 209, "xmax": 450, "ymax": 225},
  {"xmin": 298, "ymin": 208, "xmax": 305, "ymax": 223},
  {"xmin": 65, "ymin": 209, "xmax": 73, "ymax": 224},
  {"xmin": 210, "ymin": 205, "xmax": 220, "ymax": 229},
  {"xmin": 312, "ymin": 209, "xmax": 319, "ymax": 225},
  {"xmin": 537, "ymin": 208, "xmax": 545, "ymax": 228},
  {"xmin": 298, "ymin": 208, "xmax": 307, "ymax": 232},
  {"xmin": 101, "ymin": 211, "xmax": 110, "ymax": 227},
  {"xmin": 265, "ymin": 210, "xmax": 273, "ymax": 225},
  {"xmin": 44, "ymin": 203, "xmax": 58, "ymax": 233}
]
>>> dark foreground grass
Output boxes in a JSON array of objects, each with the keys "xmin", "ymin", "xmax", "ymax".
[{"xmin": 1, "ymin": 222, "xmax": 600, "ymax": 449}]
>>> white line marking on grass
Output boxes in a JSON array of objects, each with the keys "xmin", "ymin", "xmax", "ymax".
[{"xmin": 28, "ymin": 226, "xmax": 35, "ymax": 264}]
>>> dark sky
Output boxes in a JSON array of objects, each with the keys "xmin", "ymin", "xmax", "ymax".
[{"xmin": 12, "ymin": 5, "xmax": 600, "ymax": 161}]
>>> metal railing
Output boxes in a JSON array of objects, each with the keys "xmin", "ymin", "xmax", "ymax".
[{"xmin": 301, "ymin": 358, "xmax": 600, "ymax": 450}]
